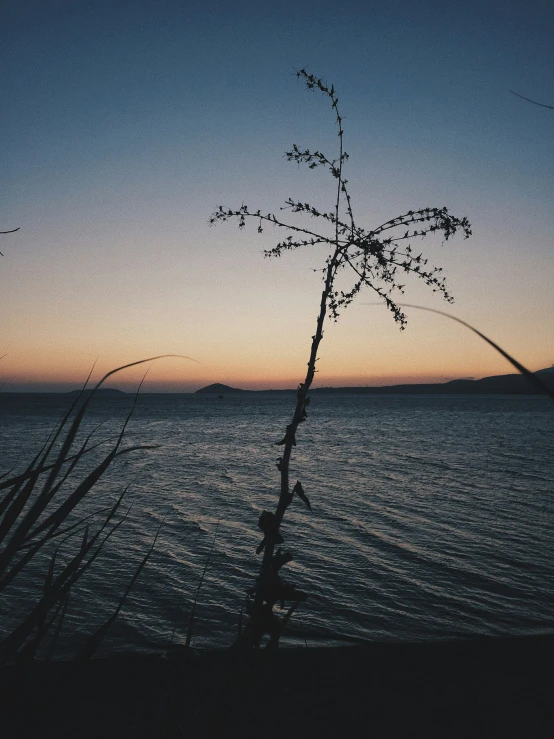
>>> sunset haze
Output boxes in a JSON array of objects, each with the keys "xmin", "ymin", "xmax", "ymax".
[{"xmin": 2, "ymin": 0, "xmax": 552, "ymax": 392}]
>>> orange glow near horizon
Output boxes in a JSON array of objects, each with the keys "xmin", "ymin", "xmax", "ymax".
[
  {"xmin": 3, "ymin": 297, "xmax": 554, "ymax": 393},
  {"xmin": 3, "ymin": 345, "xmax": 552, "ymax": 393},
  {"xmin": 2, "ymin": 3, "xmax": 553, "ymax": 398}
]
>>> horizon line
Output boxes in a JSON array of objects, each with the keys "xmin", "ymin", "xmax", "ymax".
[{"xmin": 3, "ymin": 367, "xmax": 552, "ymax": 395}]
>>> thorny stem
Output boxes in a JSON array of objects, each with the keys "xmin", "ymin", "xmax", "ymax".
[
  {"xmin": 252, "ymin": 257, "xmax": 336, "ymax": 618},
  {"xmin": 211, "ymin": 70, "xmax": 471, "ymax": 649},
  {"xmin": 247, "ymin": 73, "xmax": 347, "ymax": 648},
  {"xmin": 255, "ymin": 77, "xmax": 348, "ymax": 628}
]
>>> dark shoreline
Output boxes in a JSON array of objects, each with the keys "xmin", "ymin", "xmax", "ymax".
[
  {"xmin": 3, "ymin": 365, "xmax": 553, "ymax": 395},
  {"xmin": 3, "ymin": 633, "xmax": 554, "ymax": 737},
  {"xmin": 194, "ymin": 370, "xmax": 554, "ymax": 396}
]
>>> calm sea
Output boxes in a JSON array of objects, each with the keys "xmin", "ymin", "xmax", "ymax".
[{"xmin": 1, "ymin": 392, "xmax": 553, "ymax": 655}]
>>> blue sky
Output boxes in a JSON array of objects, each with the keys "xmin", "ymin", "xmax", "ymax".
[{"xmin": 1, "ymin": 0, "xmax": 553, "ymax": 390}]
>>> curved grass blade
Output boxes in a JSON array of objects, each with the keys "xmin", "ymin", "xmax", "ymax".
[
  {"xmin": 167, "ymin": 529, "xmax": 203, "ymax": 648},
  {"xmin": 24, "ymin": 376, "xmax": 150, "ymax": 544},
  {"xmin": 2, "ymin": 374, "xmax": 151, "ymax": 570},
  {"xmin": 0, "ymin": 475, "xmax": 129, "ymax": 594},
  {"xmin": 185, "ymin": 522, "xmax": 219, "ymax": 649},
  {"xmin": 0, "ymin": 369, "xmax": 101, "ymax": 545},
  {"xmin": 0, "ymin": 483, "xmax": 127, "ymax": 594},
  {"xmin": 75, "ymin": 520, "xmax": 164, "ymax": 661},
  {"xmin": 510, "ymin": 90, "xmax": 554, "ymax": 110},
  {"xmin": 0, "ymin": 496, "xmax": 130, "ymax": 660},
  {"xmin": 46, "ymin": 587, "xmax": 71, "ymax": 661},
  {"xmin": 36, "ymin": 355, "xmax": 195, "ymax": 511},
  {"xmin": 0, "ymin": 439, "xmax": 157, "ymax": 495},
  {"xmin": 0, "ymin": 460, "xmax": 21, "ymax": 483},
  {"xmin": 364, "ymin": 302, "xmax": 554, "ymax": 401}
]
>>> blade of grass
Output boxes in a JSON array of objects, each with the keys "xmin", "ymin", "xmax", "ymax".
[
  {"xmin": 0, "ymin": 467, "xmax": 43, "ymax": 544},
  {"xmin": 0, "ymin": 433, "xmax": 127, "ymax": 493},
  {"xmin": 15, "ymin": 547, "xmax": 61, "ymax": 662},
  {"xmin": 0, "ymin": 498, "xmax": 131, "ymax": 660},
  {"xmin": 0, "ymin": 483, "xmax": 128, "ymax": 593},
  {"xmin": 25, "ymin": 367, "xmax": 155, "ymax": 545},
  {"xmin": 75, "ymin": 520, "xmax": 164, "ymax": 661},
  {"xmin": 168, "ymin": 529, "xmax": 203, "ymax": 648},
  {"xmin": 0, "ymin": 370, "xmax": 103, "ymax": 545},
  {"xmin": 36, "ymin": 355, "xmax": 195, "ymax": 513},
  {"xmin": 20, "ymin": 477, "xmax": 140, "ymax": 550},
  {"xmin": 0, "ymin": 449, "xmax": 120, "ymax": 580},
  {"xmin": 185, "ymin": 522, "xmax": 219, "ymax": 649},
  {"xmin": 1, "ymin": 376, "xmax": 149, "ymax": 569},
  {"xmin": 364, "ymin": 302, "xmax": 554, "ymax": 401},
  {"xmin": 25, "ymin": 376, "xmax": 149, "ymax": 544},
  {"xmin": 30, "ymin": 363, "xmax": 99, "ymax": 502},
  {"xmin": 0, "ymin": 460, "xmax": 21, "ymax": 483},
  {"xmin": 46, "ymin": 587, "xmax": 71, "ymax": 662},
  {"xmin": 19, "ymin": 505, "xmax": 116, "ymax": 551}
]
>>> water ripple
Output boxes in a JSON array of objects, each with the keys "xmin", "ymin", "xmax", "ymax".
[{"xmin": 1, "ymin": 392, "xmax": 553, "ymax": 654}]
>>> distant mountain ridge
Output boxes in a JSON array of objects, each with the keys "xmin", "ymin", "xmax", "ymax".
[{"xmin": 196, "ymin": 367, "xmax": 554, "ymax": 396}]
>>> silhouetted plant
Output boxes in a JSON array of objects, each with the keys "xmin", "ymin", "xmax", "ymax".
[
  {"xmin": 211, "ymin": 70, "xmax": 472, "ymax": 649},
  {"xmin": 0, "ymin": 355, "xmax": 189, "ymax": 662}
]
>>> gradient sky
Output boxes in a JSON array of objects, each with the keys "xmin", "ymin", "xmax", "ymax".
[{"xmin": 1, "ymin": 0, "xmax": 553, "ymax": 392}]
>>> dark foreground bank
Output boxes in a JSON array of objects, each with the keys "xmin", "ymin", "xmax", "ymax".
[{"xmin": 2, "ymin": 634, "xmax": 554, "ymax": 738}]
